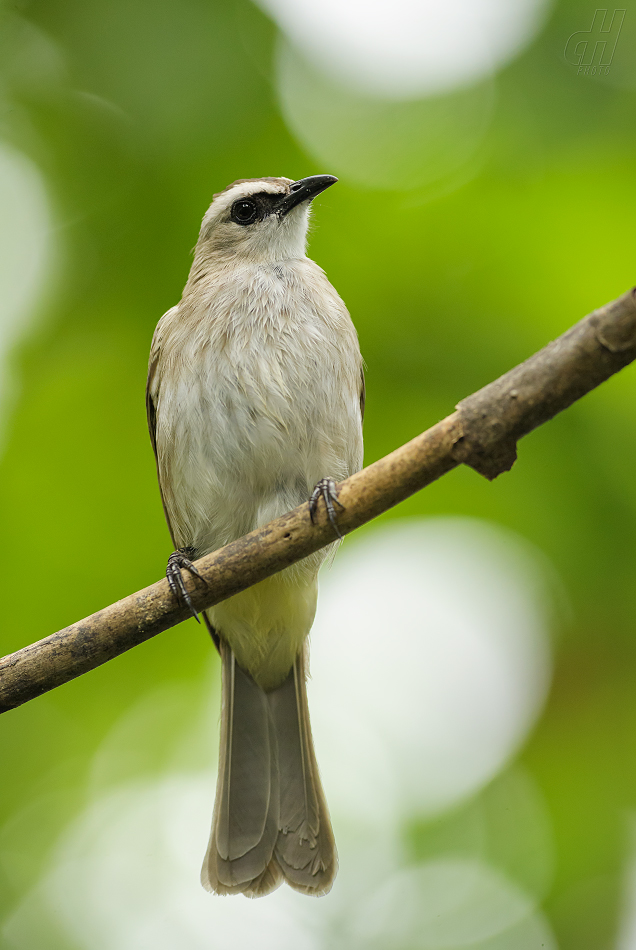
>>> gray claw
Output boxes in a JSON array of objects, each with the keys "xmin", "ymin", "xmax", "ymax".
[
  {"xmin": 309, "ymin": 478, "xmax": 344, "ymax": 539},
  {"xmin": 166, "ymin": 547, "xmax": 206, "ymax": 622}
]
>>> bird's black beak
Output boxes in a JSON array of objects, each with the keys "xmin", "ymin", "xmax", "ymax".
[{"xmin": 275, "ymin": 175, "xmax": 338, "ymax": 216}]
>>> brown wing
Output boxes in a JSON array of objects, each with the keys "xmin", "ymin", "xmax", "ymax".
[
  {"xmin": 146, "ymin": 340, "xmax": 178, "ymax": 548},
  {"xmin": 147, "ymin": 344, "xmax": 219, "ymax": 646},
  {"xmin": 146, "ymin": 349, "xmax": 159, "ymax": 461},
  {"xmin": 359, "ymin": 367, "xmax": 366, "ymax": 425}
]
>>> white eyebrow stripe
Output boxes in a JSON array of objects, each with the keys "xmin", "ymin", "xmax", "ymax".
[{"xmin": 223, "ymin": 180, "xmax": 290, "ymax": 200}]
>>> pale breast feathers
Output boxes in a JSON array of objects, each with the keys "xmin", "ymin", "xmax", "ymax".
[{"xmin": 147, "ymin": 261, "xmax": 363, "ymax": 555}]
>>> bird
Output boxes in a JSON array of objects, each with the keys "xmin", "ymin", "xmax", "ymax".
[{"xmin": 146, "ymin": 175, "xmax": 364, "ymax": 898}]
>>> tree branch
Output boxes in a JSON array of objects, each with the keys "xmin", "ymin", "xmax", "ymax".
[{"xmin": 2, "ymin": 287, "xmax": 636, "ymax": 714}]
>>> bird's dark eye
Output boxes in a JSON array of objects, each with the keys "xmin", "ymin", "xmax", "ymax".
[{"xmin": 231, "ymin": 199, "xmax": 258, "ymax": 226}]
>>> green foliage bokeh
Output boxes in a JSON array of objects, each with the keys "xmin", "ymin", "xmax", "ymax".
[{"xmin": 1, "ymin": 0, "xmax": 636, "ymax": 945}]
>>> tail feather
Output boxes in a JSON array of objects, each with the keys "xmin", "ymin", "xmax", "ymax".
[
  {"xmin": 203, "ymin": 646, "xmax": 281, "ymax": 894},
  {"xmin": 201, "ymin": 642, "xmax": 337, "ymax": 897},
  {"xmin": 215, "ymin": 653, "xmax": 277, "ymax": 863},
  {"xmin": 270, "ymin": 661, "xmax": 336, "ymax": 894}
]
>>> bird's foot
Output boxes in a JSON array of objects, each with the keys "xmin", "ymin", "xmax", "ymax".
[
  {"xmin": 166, "ymin": 547, "xmax": 207, "ymax": 622},
  {"xmin": 309, "ymin": 478, "xmax": 344, "ymax": 539}
]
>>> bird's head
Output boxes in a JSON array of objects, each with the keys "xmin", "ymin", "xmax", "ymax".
[{"xmin": 195, "ymin": 175, "xmax": 337, "ymax": 264}]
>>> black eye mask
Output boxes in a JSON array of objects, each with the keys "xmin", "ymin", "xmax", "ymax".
[{"xmin": 230, "ymin": 192, "xmax": 285, "ymax": 227}]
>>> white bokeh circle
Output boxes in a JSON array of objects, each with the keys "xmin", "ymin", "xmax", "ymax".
[
  {"xmin": 276, "ymin": 42, "xmax": 494, "ymax": 192},
  {"xmin": 0, "ymin": 143, "xmax": 52, "ymax": 431},
  {"xmin": 345, "ymin": 858, "xmax": 557, "ymax": 949},
  {"xmin": 309, "ymin": 518, "xmax": 553, "ymax": 821},
  {"xmin": 259, "ymin": 0, "xmax": 552, "ymax": 98}
]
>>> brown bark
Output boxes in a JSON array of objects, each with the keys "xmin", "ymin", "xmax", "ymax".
[{"xmin": 1, "ymin": 287, "xmax": 635, "ymax": 713}]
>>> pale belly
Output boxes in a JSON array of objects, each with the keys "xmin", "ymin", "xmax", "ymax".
[{"xmin": 207, "ymin": 574, "xmax": 318, "ymax": 690}]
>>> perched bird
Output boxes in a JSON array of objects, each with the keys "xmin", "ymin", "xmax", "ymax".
[{"xmin": 146, "ymin": 175, "xmax": 364, "ymax": 898}]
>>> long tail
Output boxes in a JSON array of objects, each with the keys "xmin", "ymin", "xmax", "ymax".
[{"xmin": 201, "ymin": 641, "xmax": 337, "ymax": 898}]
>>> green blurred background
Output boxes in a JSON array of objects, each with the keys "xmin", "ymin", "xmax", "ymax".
[{"xmin": 1, "ymin": 0, "xmax": 636, "ymax": 945}]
